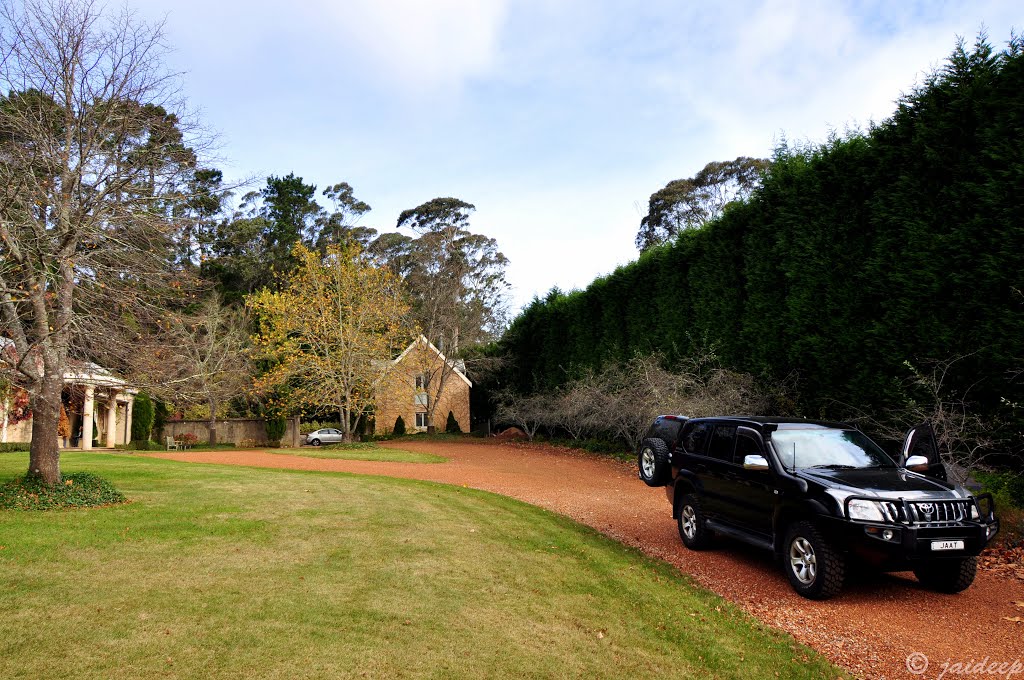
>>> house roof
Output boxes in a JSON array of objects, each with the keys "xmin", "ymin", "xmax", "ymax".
[
  {"xmin": 393, "ymin": 335, "xmax": 473, "ymax": 388},
  {"xmin": 1, "ymin": 337, "xmax": 134, "ymax": 391}
]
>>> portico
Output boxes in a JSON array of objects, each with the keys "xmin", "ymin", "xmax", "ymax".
[{"xmin": 63, "ymin": 365, "xmax": 136, "ymax": 449}]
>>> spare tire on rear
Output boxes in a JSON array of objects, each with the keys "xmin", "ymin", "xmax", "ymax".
[{"xmin": 638, "ymin": 438, "xmax": 672, "ymax": 486}]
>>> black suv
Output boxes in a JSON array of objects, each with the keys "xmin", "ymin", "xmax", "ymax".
[{"xmin": 638, "ymin": 416, "xmax": 1000, "ymax": 599}]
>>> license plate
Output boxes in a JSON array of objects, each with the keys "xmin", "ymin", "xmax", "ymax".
[{"xmin": 930, "ymin": 540, "xmax": 965, "ymax": 551}]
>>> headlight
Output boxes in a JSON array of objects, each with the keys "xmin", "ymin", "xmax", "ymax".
[
  {"xmin": 847, "ymin": 499, "xmax": 886, "ymax": 522},
  {"xmin": 969, "ymin": 503, "xmax": 980, "ymax": 520}
]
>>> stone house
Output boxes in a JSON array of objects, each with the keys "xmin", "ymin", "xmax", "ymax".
[{"xmin": 374, "ymin": 335, "xmax": 471, "ymax": 434}]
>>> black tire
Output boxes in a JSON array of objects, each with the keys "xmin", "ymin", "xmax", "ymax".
[
  {"xmin": 309, "ymin": 438, "xmax": 321, "ymax": 447},
  {"xmin": 782, "ymin": 521, "xmax": 846, "ymax": 600},
  {"xmin": 913, "ymin": 557, "xmax": 977, "ymax": 593},
  {"xmin": 677, "ymin": 493, "xmax": 714, "ymax": 550},
  {"xmin": 638, "ymin": 438, "xmax": 671, "ymax": 487}
]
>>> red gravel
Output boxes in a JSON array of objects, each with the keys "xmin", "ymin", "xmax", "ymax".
[{"xmin": 148, "ymin": 440, "xmax": 1024, "ymax": 679}]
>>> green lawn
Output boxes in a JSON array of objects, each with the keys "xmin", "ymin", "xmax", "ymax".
[
  {"xmin": 0, "ymin": 453, "xmax": 844, "ymax": 679},
  {"xmin": 271, "ymin": 443, "xmax": 445, "ymax": 463}
]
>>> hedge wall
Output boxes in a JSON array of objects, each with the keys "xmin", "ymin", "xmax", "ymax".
[{"xmin": 498, "ymin": 37, "xmax": 1024, "ymax": 448}]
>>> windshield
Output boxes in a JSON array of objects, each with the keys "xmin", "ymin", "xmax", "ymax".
[{"xmin": 769, "ymin": 428, "xmax": 897, "ymax": 470}]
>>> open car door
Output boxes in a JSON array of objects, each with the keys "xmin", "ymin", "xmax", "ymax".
[{"xmin": 899, "ymin": 422, "xmax": 947, "ymax": 481}]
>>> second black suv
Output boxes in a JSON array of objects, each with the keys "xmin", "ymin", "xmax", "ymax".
[{"xmin": 638, "ymin": 416, "xmax": 999, "ymax": 599}]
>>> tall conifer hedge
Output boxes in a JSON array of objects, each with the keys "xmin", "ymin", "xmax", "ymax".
[{"xmin": 498, "ymin": 36, "xmax": 1024, "ymax": 451}]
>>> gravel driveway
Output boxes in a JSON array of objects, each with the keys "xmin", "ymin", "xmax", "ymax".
[{"xmin": 149, "ymin": 439, "xmax": 1023, "ymax": 679}]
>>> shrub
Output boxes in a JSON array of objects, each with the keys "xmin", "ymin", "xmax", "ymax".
[
  {"xmin": 0, "ymin": 442, "xmax": 31, "ymax": 453},
  {"xmin": 132, "ymin": 393, "xmax": 154, "ymax": 442},
  {"xmin": 445, "ymin": 411, "xmax": 461, "ymax": 434},
  {"xmin": 265, "ymin": 417, "xmax": 287, "ymax": 447},
  {"xmin": 975, "ymin": 470, "xmax": 1024, "ymax": 509},
  {"xmin": 124, "ymin": 439, "xmax": 162, "ymax": 451},
  {"xmin": 393, "ymin": 415, "xmax": 406, "ymax": 436},
  {"xmin": 237, "ymin": 438, "xmax": 258, "ymax": 448},
  {"xmin": 0, "ymin": 472, "xmax": 126, "ymax": 510},
  {"xmin": 175, "ymin": 432, "xmax": 199, "ymax": 446}
]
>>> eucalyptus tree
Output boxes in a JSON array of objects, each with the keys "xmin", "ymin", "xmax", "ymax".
[
  {"xmin": 386, "ymin": 197, "xmax": 510, "ymax": 432},
  {"xmin": 636, "ymin": 156, "xmax": 770, "ymax": 251}
]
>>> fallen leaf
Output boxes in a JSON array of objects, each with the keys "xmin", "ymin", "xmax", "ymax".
[
  {"xmin": 1014, "ymin": 601, "xmax": 1024, "ymax": 609},
  {"xmin": 1002, "ymin": 616, "xmax": 1024, "ymax": 623}
]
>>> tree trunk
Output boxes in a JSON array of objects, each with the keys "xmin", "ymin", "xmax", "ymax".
[
  {"xmin": 340, "ymin": 405, "xmax": 353, "ymax": 443},
  {"xmin": 207, "ymin": 397, "xmax": 218, "ymax": 446},
  {"xmin": 27, "ymin": 373, "xmax": 63, "ymax": 485}
]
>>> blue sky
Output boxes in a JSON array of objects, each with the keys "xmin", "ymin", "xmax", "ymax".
[{"xmin": 134, "ymin": 0, "xmax": 1021, "ymax": 311}]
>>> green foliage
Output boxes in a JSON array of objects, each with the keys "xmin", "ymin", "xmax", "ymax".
[
  {"xmin": 265, "ymin": 417, "xmax": 287, "ymax": 444},
  {"xmin": 121, "ymin": 440, "xmax": 161, "ymax": 451},
  {"xmin": 975, "ymin": 471, "xmax": 1024, "ymax": 509},
  {"xmin": 0, "ymin": 472, "xmax": 126, "ymax": 510},
  {"xmin": 299, "ymin": 420, "xmax": 342, "ymax": 434},
  {"xmin": 445, "ymin": 410, "xmax": 461, "ymax": 434},
  {"xmin": 497, "ymin": 35, "xmax": 1024, "ymax": 456},
  {"xmin": 636, "ymin": 156, "xmax": 770, "ymax": 251},
  {"xmin": 393, "ymin": 415, "xmax": 406, "ymax": 436},
  {"xmin": 153, "ymin": 400, "xmax": 171, "ymax": 438},
  {"xmin": 0, "ymin": 443, "xmax": 31, "ymax": 453},
  {"xmin": 131, "ymin": 393, "xmax": 154, "ymax": 442}
]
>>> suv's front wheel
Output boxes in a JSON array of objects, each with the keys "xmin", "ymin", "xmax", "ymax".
[
  {"xmin": 782, "ymin": 521, "xmax": 845, "ymax": 600},
  {"xmin": 638, "ymin": 438, "xmax": 671, "ymax": 487},
  {"xmin": 913, "ymin": 557, "xmax": 977, "ymax": 593}
]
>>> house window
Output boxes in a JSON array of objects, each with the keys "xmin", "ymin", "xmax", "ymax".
[
  {"xmin": 414, "ymin": 393, "xmax": 428, "ymax": 406},
  {"xmin": 415, "ymin": 413, "xmax": 428, "ymax": 429},
  {"xmin": 415, "ymin": 375, "xmax": 425, "ymax": 390}
]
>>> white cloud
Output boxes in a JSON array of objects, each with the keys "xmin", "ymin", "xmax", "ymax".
[{"xmin": 315, "ymin": 0, "xmax": 510, "ymax": 91}]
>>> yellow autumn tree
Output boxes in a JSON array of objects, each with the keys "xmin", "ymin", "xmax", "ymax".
[{"xmin": 248, "ymin": 243, "xmax": 414, "ymax": 442}]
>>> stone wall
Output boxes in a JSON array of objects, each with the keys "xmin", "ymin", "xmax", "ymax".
[{"xmin": 162, "ymin": 417, "xmax": 301, "ymax": 447}]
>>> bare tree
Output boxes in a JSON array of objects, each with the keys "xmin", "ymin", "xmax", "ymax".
[
  {"xmin": 548, "ymin": 376, "xmax": 597, "ymax": 441},
  {"xmin": 0, "ymin": 0, "xmax": 207, "ymax": 483},
  {"xmin": 842, "ymin": 356, "xmax": 998, "ymax": 483},
  {"xmin": 132, "ymin": 295, "xmax": 253, "ymax": 445},
  {"xmin": 494, "ymin": 389, "xmax": 550, "ymax": 441}
]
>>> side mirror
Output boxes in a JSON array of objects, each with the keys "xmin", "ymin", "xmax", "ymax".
[
  {"xmin": 743, "ymin": 454, "xmax": 769, "ymax": 471},
  {"xmin": 904, "ymin": 455, "xmax": 929, "ymax": 472}
]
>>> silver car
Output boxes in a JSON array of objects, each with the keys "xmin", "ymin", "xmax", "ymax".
[{"xmin": 304, "ymin": 428, "xmax": 345, "ymax": 446}]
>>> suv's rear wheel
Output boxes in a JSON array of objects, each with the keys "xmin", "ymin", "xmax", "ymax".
[
  {"xmin": 913, "ymin": 557, "xmax": 977, "ymax": 593},
  {"xmin": 638, "ymin": 438, "xmax": 671, "ymax": 487},
  {"xmin": 783, "ymin": 521, "xmax": 845, "ymax": 600},
  {"xmin": 309, "ymin": 438, "xmax": 321, "ymax": 447},
  {"xmin": 677, "ymin": 494, "xmax": 713, "ymax": 549}
]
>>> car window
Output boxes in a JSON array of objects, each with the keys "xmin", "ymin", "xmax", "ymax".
[
  {"xmin": 682, "ymin": 422, "xmax": 711, "ymax": 455},
  {"xmin": 770, "ymin": 428, "xmax": 897, "ymax": 469},
  {"xmin": 734, "ymin": 432, "xmax": 762, "ymax": 465},
  {"xmin": 706, "ymin": 425, "xmax": 737, "ymax": 462}
]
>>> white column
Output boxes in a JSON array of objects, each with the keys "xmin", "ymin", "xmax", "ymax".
[
  {"xmin": 82, "ymin": 385, "xmax": 95, "ymax": 450},
  {"xmin": 125, "ymin": 396, "xmax": 134, "ymax": 445},
  {"xmin": 105, "ymin": 390, "xmax": 118, "ymax": 448}
]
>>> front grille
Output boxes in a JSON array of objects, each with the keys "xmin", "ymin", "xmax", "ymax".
[{"xmin": 896, "ymin": 500, "xmax": 972, "ymax": 526}]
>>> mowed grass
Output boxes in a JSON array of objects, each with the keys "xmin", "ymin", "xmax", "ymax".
[
  {"xmin": 0, "ymin": 454, "xmax": 844, "ymax": 679},
  {"xmin": 271, "ymin": 444, "xmax": 445, "ymax": 463}
]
